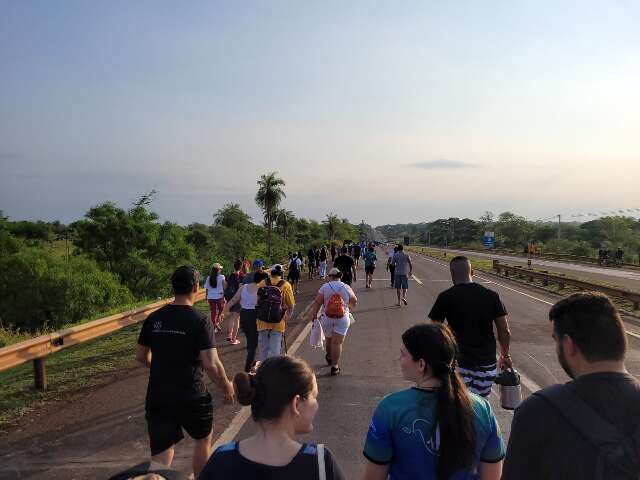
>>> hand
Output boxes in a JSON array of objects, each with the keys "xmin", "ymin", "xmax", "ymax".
[
  {"xmin": 223, "ymin": 381, "xmax": 235, "ymax": 404},
  {"xmin": 499, "ymin": 354, "xmax": 513, "ymax": 370}
]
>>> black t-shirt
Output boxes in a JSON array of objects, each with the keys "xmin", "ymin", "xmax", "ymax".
[
  {"xmin": 200, "ymin": 442, "xmax": 346, "ymax": 480},
  {"xmin": 320, "ymin": 249, "xmax": 327, "ymax": 261},
  {"xmin": 503, "ymin": 372, "xmax": 640, "ymax": 480},
  {"xmin": 333, "ymin": 255, "xmax": 355, "ymax": 281},
  {"xmin": 428, "ymin": 283, "xmax": 507, "ymax": 366},
  {"xmin": 138, "ymin": 304, "xmax": 216, "ymax": 405},
  {"xmin": 353, "ymin": 245, "xmax": 361, "ymax": 257},
  {"xmin": 308, "ymin": 249, "xmax": 316, "ymax": 261}
]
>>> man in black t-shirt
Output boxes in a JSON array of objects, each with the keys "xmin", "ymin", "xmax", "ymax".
[
  {"xmin": 136, "ymin": 266, "xmax": 235, "ymax": 478},
  {"xmin": 503, "ymin": 293, "xmax": 640, "ymax": 479},
  {"xmin": 333, "ymin": 247, "xmax": 356, "ymax": 286},
  {"xmin": 428, "ymin": 256, "xmax": 512, "ymax": 397}
]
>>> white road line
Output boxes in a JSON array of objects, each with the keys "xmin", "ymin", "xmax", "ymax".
[
  {"xmin": 411, "ymin": 274, "xmax": 423, "ymax": 285},
  {"xmin": 212, "ymin": 302, "xmax": 315, "ymax": 450},
  {"xmin": 415, "ymin": 252, "xmax": 640, "ymax": 341}
]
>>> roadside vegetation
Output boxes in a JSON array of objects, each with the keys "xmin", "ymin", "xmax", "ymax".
[{"xmin": 380, "ymin": 211, "xmax": 640, "ymax": 264}]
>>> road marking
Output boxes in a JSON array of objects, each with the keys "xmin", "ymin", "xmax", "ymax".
[
  {"xmin": 411, "ymin": 274, "xmax": 423, "ymax": 285},
  {"xmin": 212, "ymin": 301, "xmax": 315, "ymax": 450},
  {"xmin": 415, "ymin": 253, "xmax": 640, "ymax": 341}
]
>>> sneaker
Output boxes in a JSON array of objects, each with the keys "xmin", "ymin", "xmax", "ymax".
[
  {"xmin": 330, "ymin": 366, "xmax": 341, "ymax": 376},
  {"xmin": 402, "ymin": 298, "xmax": 408, "ymax": 305},
  {"xmin": 396, "ymin": 302, "xmax": 401, "ymax": 307}
]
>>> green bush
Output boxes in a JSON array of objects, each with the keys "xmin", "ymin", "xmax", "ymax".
[{"xmin": 0, "ymin": 247, "xmax": 133, "ymax": 331}]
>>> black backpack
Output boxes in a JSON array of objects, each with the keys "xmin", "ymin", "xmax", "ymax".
[
  {"xmin": 289, "ymin": 259, "xmax": 299, "ymax": 274},
  {"xmin": 535, "ymin": 385, "xmax": 640, "ymax": 479},
  {"xmin": 256, "ymin": 279, "xmax": 286, "ymax": 323}
]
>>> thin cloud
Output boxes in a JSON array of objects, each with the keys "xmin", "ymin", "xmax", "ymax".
[{"xmin": 408, "ymin": 159, "xmax": 478, "ymax": 169}]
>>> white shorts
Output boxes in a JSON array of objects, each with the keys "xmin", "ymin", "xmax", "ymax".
[{"xmin": 319, "ymin": 314, "xmax": 350, "ymax": 337}]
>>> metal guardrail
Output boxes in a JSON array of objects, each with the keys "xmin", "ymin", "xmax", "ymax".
[
  {"xmin": 492, "ymin": 260, "xmax": 640, "ymax": 310},
  {"xmin": 0, "ymin": 290, "xmax": 205, "ymax": 390}
]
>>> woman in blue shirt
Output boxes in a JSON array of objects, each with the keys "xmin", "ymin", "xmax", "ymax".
[{"xmin": 361, "ymin": 323, "xmax": 505, "ymax": 480}]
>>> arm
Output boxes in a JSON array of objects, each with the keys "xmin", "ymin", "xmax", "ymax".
[
  {"xmin": 479, "ymin": 460, "xmax": 502, "ymax": 480},
  {"xmin": 360, "ymin": 460, "xmax": 389, "ymax": 480},
  {"xmin": 351, "ymin": 263, "xmax": 357, "ymax": 281},
  {"xmin": 199, "ymin": 348, "xmax": 234, "ymax": 404},
  {"xmin": 348, "ymin": 293, "xmax": 358, "ymax": 309},
  {"xmin": 224, "ymin": 284, "xmax": 244, "ymax": 312},
  {"xmin": 136, "ymin": 345, "xmax": 151, "ymax": 367},
  {"xmin": 408, "ymin": 257, "xmax": 413, "ymax": 276},
  {"xmin": 494, "ymin": 315, "xmax": 512, "ymax": 369}
]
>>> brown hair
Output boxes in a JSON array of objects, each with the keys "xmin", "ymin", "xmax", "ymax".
[
  {"xmin": 233, "ymin": 356, "xmax": 315, "ymax": 421},
  {"xmin": 402, "ymin": 323, "xmax": 476, "ymax": 480}
]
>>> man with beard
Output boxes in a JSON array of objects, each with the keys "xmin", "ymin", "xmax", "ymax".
[{"xmin": 503, "ymin": 293, "xmax": 640, "ymax": 480}]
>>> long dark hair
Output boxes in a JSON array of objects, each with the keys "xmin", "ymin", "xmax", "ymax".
[
  {"xmin": 209, "ymin": 265, "xmax": 221, "ymax": 288},
  {"xmin": 234, "ymin": 356, "xmax": 315, "ymax": 421},
  {"xmin": 401, "ymin": 324, "xmax": 476, "ymax": 480}
]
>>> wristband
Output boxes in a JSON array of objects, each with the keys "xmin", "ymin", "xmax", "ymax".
[{"xmin": 501, "ymin": 354, "xmax": 511, "ymax": 358}]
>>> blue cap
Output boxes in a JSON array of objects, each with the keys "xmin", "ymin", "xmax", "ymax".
[{"xmin": 253, "ymin": 259, "xmax": 265, "ymax": 268}]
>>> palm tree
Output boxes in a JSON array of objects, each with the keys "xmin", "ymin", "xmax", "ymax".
[
  {"xmin": 275, "ymin": 209, "xmax": 295, "ymax": 240},
  {"xmin": 255, "ymin": 172, "xmax": 286, "ymax": 259},
  {"xmin": 323, "ymin": 213, "xmax": 339, "ymax": 242}
]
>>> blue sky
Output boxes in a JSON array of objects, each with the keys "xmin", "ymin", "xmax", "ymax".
[{"xmin": 1, "ymin": 1, "xmax": 639, "ymax": 226}]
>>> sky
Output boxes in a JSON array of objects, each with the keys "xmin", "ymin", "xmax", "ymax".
[{"xmin": 1, "ymin": 1, "xmax": 639, "ymax": 227}]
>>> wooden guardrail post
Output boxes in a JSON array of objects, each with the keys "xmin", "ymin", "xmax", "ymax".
[{"xmin": 34, "ymin": 358, "xmax": 47, "ymax": 391}]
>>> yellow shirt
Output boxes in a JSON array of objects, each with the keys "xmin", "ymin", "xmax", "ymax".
[{"xmin": 256, "ymin": 276, "xmax": 296, "ymax": 333}]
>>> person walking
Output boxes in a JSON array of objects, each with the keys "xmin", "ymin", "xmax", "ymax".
[
  {"xmin": 205, "ymin": 263, "xmax": 227, "ymax": 332},
  {"xmin": 223, "ymin": 259, "xmax": 244, "ymax": 345},
  {"xmin": 319, "ymin": 245, "xmax": 328, "ymax": 278},
  {"xmin": 363, "ymin": 245, "xmax": 377, "ymax": 288},
  {"xmin": 242, "ymin": 259, "xmax": 265, "ymax": 285},
  {"xmin": 307, "ymin": 246, "xmax": 316, "ymax": 279},
  {"xmin": 333, "ymin": 247, "xmax": 357, "ymax": 286},
  {"xmin": 136, "ymin": 266, "xmax": 235, "ymax": 478},
  {"xmin": 502, "ymin": 292, "xmax": 640, "ymax": 480},
  {"xmin": 386, "ymin": 247, "xmax": 397, "ymax": 288},
  {"xmin": 287, "ymin": 253, "xmax": 302, "ymax": 294},
  {"xmin": 391, "ymin": 245, "xmax": 412, "ymax": 306},
  {"xmin": 256, "ymin": 264, "xmax": 296, "ymax": 360},
  {"xmin": 353, "ymin": 242, "xmax": 362, "ymax": 268},
  {"xmin": 307, "ymin": 268, "xmax": 358, "ymax": 376},
  {"xmin": 330, "ymin": 244, "xmax": 337, "ymax": 263},
  {"xmin": 361, "ymin": 323, "xmax": 505, "ymax": 480},
  {"xmin": 199, "ymin": 356, "xmax": 346, "ymax": 480},
  {"xmin": 428, "ymin": 256, "xmax": 512, "ymax": 398},
  {"xmin": 223, "ymin": 270, "xmax": 270, "ymax": 373},
  {"xmin": 314, "ymin": 246, "xmax": 321, "ymax": 274}
]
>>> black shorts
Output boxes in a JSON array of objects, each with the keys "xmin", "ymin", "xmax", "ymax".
[
  {"xmin": 365, "ymin": 265, "xmax": 375, "ymax": 274},
  {"xmin": 288, "ymin": 272, "xmax": 300, "ymax": 281},
  {"xmin": 145, "ymin": 393, "xmax": 213, "ymax": 455}
]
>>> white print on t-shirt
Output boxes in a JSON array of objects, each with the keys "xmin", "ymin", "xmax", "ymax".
[{"xmin": 402, "ymin": 419, "xmax": 440, "ymax": 455}]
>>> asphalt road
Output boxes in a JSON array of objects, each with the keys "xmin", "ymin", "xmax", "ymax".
[
  {"xmin": 2, "ymin": 249, "xmax": 640, "ymax": 479},
  {"xmin": 427, "ymin": 246, "xmax": 640, "ymax": 291}
]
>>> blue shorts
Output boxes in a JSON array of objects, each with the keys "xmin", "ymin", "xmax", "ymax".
[{"xmin": 394, "ymin": 274, "xmax": 409, "ymax": 289}]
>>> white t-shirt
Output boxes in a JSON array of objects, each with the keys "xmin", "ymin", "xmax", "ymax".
[
  {"xmin": 240, "ymin": 284, "xmax": 259, "ymax": 309},
  {"xmin": 205, "ymin": 274, "xmax": 225, "ymax": 299},
  {"xmin": 318, "ymin": 281, "xmax": 354, "ymax": 320}
]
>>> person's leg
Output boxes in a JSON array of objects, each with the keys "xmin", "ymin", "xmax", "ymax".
[
  {"xmin": 267, "ymin": 331, "xmax": 283, "ymax": 358},
  {"xmin": 390, "ymin": 267, "xmax": 395, "ymax": 287},
  {"xmin": 330, "ymin": 333, "xmax": 345, "ymax": 373},
  {"xmin": 228, "ymin": 311, "xmax": 240, "ymax": 343},
  {"xmin": 257, "ymin": 330, "xmax": 269, "ymax": 362},
  {"xmin": 241, "ymin": 310, "xmax": 258, "ymax": 372},
  {"xmin": 214, "ymin": 299, "xmax": 225, "ymax": 327},
  {"xmin": 207, "ymin": 300, "xmax": 217, "ymax": 326},
  {"xmin": 152, "ymin": 446, "xmax": 175, "ymax": 467},
  {"xmin": 192, "ymin": 433, "xmax": 212, "ymax": 477}
]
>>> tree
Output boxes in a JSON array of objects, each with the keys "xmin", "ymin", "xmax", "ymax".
[
  {"xmin": 323, "ymin": 213, "xmax": 339, "ymax": 242},
  {"xmin": 213, "ymin": 203, "xmax": 252, "ymax": 229},
  {"xmin": 255, "ymin": 172, "xmax": 286, "ymax": 260},
  {"xmin": 275, "ymin": 209, "xmax": 295, "ymax": 240}
]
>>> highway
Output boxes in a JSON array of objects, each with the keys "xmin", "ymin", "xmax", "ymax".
[{"xmin": 1, "ymin": 248, "xmax": 639, "ymax": 478}]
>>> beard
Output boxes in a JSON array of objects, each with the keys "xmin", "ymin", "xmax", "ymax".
[{"xmin": 557, "ymin": 342, "xmax": 576, "ymax": 379}]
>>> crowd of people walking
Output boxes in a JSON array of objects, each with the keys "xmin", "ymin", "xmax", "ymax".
[{"xmin": 122, "ymin": 241, "xmax": 640, "ymax": 480}]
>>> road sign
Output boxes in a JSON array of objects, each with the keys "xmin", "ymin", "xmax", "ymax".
[{"xmin": 483, "ymin": 236, "xmax": 496, "ymax": 248}]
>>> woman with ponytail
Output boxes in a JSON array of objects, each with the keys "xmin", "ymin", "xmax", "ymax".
[
  {"xmin": 361, "ymin": 323, "xmax": 505, "ymax": 480},
  {"xmin": 199, "ymin": 356, "xmax": 346, "ymax": 480}
]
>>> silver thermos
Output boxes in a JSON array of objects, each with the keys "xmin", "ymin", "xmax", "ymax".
[{"xmin": 494, "ymin": 367, "xmax": 522, "ymax": 410}]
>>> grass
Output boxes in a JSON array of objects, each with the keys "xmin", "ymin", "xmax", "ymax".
[{"xmin": 0, "ymin": 300, "xmax": 208, "ymax": 432}]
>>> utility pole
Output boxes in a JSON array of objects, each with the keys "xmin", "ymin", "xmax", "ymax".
[{"xmin": 557, "ymin": 214, "xmax": 561, "ymax": 242}]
